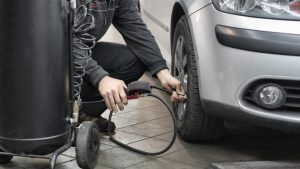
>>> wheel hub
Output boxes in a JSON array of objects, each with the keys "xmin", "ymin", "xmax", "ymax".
[{"xmin": 89, "ymin": 128, "xmax": 99, "ymax": 153}]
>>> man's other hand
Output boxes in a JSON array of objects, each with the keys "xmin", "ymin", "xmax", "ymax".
[
  {"xmin": 98, "ymin": 76, "xmax": 128, "ymax": 113},
  {"xmin": 157, "ymin": 69, "xmax": 186, "ymax": 103}
]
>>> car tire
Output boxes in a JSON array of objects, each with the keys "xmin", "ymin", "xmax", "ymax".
[{"xmin": 172, "ymin": 16, "xmax": 225, "ymax": 142}]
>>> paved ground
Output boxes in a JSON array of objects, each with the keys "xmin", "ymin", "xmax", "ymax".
[
  {"xmin": 1, "ymin": 74, "xmax": 300, "ymax": 169},
  {"xmin": 2, "ymin": 27, "xmax": 300, "ymax": 169}
]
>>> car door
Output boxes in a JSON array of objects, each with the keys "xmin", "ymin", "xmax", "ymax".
[{"xmin": 140, "ymin": 0, "xmax": 174, "ymax": 64}]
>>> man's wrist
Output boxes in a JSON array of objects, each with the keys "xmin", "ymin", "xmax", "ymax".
[
  {"xmin": 89, "ymin": 68, "xmax": 109, "ymax": 87},
  {"xmin": 98, "ymin": 75, "xmax": 109, "ymax": 87},
  {"xmin": 157, "ymin": 69, "xmax": 170, "ymax": 80}
]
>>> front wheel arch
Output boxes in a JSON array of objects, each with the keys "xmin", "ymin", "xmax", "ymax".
[{"xmin": 170, "ymin": 3, "xmax": 186, "ymax": 50}]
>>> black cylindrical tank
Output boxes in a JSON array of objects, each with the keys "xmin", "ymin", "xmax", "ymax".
[{"xmin": 0, "ymin": 0, "xmax": 71, "ymax": 154}]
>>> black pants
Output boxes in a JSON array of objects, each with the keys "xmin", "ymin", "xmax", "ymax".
[{"xmin": 80, "ymin": 42, "xmax": 146, "ymax": 117}]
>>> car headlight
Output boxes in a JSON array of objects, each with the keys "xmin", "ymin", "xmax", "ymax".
[{"xmin": 212, "ymin": 0, "xmax": 300, "ymax": 20}]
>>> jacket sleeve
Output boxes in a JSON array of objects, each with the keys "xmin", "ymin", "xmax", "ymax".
[
  {"xmin": 72, "ymin": 0, "xmax": 109, "ymax": 87},
  {"xmin": 85, "ymin": 55, "xmax": 109, "ymax": 87},
  {"xmin": 113, "ymin": 0, "xmax": 168, "ymax": 76},
  {"xmin": 73, "ymin": 37, "xmax": 109, "ymax": 87}
]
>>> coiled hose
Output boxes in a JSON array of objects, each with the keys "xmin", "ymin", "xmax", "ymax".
[{"xmin": 72, "ymin": 3, "xmax": 96, "ymax": 106}]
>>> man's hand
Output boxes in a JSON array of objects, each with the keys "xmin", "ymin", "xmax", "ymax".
[
  {"xmin": 157, "ymin": 69, "xmax": 186, "ymax": 103},
  {"xmin": 98, "ymin": 76, "xmax": 128, "ymax": 113}
]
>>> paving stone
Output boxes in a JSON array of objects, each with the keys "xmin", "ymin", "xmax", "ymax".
[
  {"xmin": 126, "ymin": 97, "xmax": 161, "ymax": 109},
  {"xmin": 127, "ymin": 138, "xmax": 184, "ymax": 156},
  {"xmin": 101, "ymin": 107, "xmax": 136, "ymax": 118},
  {"xmin": 62, "ymin": 143, "xmax": 115, "ymax": 159},
  {"xmin": 119, "ymin": 122, "xmax": 172, "ymax": 137},
  {"xmin": 154, "ymin": 132, "xmax": 174, "ymax": 141},
  {"xmin": 97, "ymin": 148, "xmax": 154, "ymax": 169},
  {"xmin": 161, "ymin": 144, "xmax": 252, "ymax": 168},
  {"xmin": 110, "ymin": 131, "xmax": 148, "ymax": 145},
  {"xmin": 126, "ymin": 158, "xmax": 199, "ymax": 169},
  {"xmin": 161, "ymin": 149, "xmax": 210, "ymax": 168},
  {"xmin": 143, "ymin": 104, "xmax": 169, "ymax": 114},
  {"xmin": 99, "ymin": 144, "xmax": 116, "ymax": 152},
  {"xmin": 117, "ymin": 110, "xmax": 168, "ymax": 122},
  {"xmin": 55, "ymin": 160, "xmax": 112, "ymax": 169},
  {"xmin": 110, "ymin": 116, "xmax": 143, "ymax": 129},
  {"xmin": 99, "ymin": 135, "xmax": 120, "ymax": 147},
  {"xmin": 148, "ymin": 116, "xmax": 174, "ymax": 127},
  {"xmin": 62, "ymin": 147, "xmax": 76, "ymax": 158}
]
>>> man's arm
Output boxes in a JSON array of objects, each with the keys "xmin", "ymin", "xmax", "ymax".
[
  {"xmin": 73, "ymin": 37, "xmax": 129, "ymax": 112},
  {"xmin": 73, "ymin": 37, "xmax": 109, "ymax": 86},
  {"xmin": 113, "ymin": 0, "xmax": 168, "ymax": 76},
  {"xmin": 113, "ymin": 0, "xmax": 185, "ymax": 102}
]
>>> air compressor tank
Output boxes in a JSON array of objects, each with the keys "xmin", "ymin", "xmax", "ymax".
[{"xmin": 0, "ymin": 0, "xmax": 71, "ymax": 154}]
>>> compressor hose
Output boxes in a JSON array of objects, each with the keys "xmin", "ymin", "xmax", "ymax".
[
  {"xmin": 107, "ymin": 83, "xmax": 178, "ymax": 156},
  {"xmin": 72, "ymin": 4, "xmax": 96, "ymax": 106}
]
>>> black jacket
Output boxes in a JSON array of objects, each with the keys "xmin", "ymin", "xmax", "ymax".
[{"xmin": 76, "ymin": 0, "xmax": 168, "ymax": 86}]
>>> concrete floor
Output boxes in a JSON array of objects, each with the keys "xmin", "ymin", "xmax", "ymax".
[{"xmin": 1, "ymin": 27, "xmax": 300, "ymax": 169}]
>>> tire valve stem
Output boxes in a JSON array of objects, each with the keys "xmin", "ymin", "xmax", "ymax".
[{"xmin": 71, "ymin": 100, "xmax": 79, "ymax": 124}]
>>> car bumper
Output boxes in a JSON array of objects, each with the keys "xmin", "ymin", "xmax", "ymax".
[
  {"xmin": 215, "ymin": 25, "xmax": 300, "ymax": 56},
  {"xmin": 202, "ymin": 99, "xmax": 300, "ymax": 133},
  {"xmin": 189, "ymin": 4, "xmax": 300, "ymax": 128}
]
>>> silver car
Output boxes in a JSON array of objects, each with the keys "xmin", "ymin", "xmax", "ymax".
[{"xmin": 138, "ymin": 0, "xmax": 300, "ymax": 142}]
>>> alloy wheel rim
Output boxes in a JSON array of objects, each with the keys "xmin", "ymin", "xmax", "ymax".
[{"xmin": 174, "ymin": 35, "xmax": 188, "ymax": 121}]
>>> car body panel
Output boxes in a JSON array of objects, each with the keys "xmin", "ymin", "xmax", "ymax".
[
  {"xmin": 140, "ymin": 0, "xmax": 211, "ymax": 64},
  {"xmin": 177, "ymin": 0, "xmax": 211, "ymax": 15},
  {"xmin": 140, "ymin": 0, "xmax": 173, "ymax": 63},
  {"xmin": 139, "ymin": 1, "xmax": 300, "ymax": 129},
  {"xmin": 190, "ymin": 5, "xmax": 300, "ymax": 106}
]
